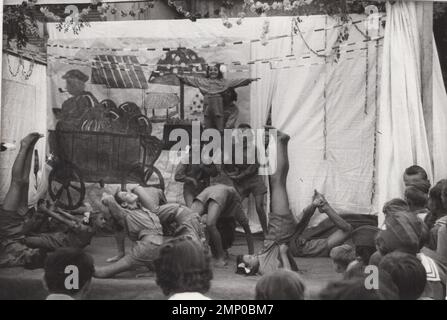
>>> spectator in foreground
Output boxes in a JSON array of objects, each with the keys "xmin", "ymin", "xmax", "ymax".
[
  {"xmin": 44, "ymin": 248, "xmax": 94, "ymax": 300},
  {"xmin": 155, "ymin": 236, "xmax": 213, "ymax": 300},
  {"xmin": 378, "ymin": 251, "xmax": 427, "ymax": 300},
  {"xmin": 255, "ymin": 269, "xmax": 305, "ymax": 300},
  {"xmin": 329, "ymin": 244, "xmax": 356, "ymax": 275}
]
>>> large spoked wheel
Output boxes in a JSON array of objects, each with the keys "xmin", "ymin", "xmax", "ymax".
[
  {"xmin": 48, "ymin": 163, "xmax": 86, "ymax": 210},
  {"xmin": 127, "ymin": 164, "xmax": 165, "ymax": 190}
]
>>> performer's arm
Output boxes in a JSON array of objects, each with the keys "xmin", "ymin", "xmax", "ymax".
[
  {"xmin": 226, "ymin": 78, "xmax": 260, "ymax": 90},
  {"xmin": 232, "ymin": 163, "xmax": 259, "ymax": 180},
  {"xmin": 174, "ymin": 163, "xmax": 187, "ymax": 182},
  {"xmin": 318, "ymin": 192, "xmax": 352, "ymax": 233},
  {"xmin": 101, "ymin": 194, "xmax": 126, "ymax": 230},
  {"xmin": 38, "ymin": 206, "xmax": 79, "ymax": 230},
  {"xmin": 236, "ymin": 214, "xmax": 254, "ymax": 255},
  {"xmin": 279, "ymin": 244, "xmax": 292, "ymax": 270},
  {"xmin": 175, "ymin": 163, "xmax": 198, "ymax": 187},
  {"xmin": 177, "ymin": 75, "xmax": 202, "ymax": 88},
  {"xmin": 55, "ymin": 208, "xmax": 82, "ymax": 222}
]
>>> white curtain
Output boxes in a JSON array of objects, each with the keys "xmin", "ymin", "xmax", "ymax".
[
  {"xmin": 375, "ymin": 1, "xmax": 433, "ymax": 226},
  {"xmin": 0, "ymin": 54, "xmax": 48, "ymax": 206},
  {"xmin": 267, "ymin": 15, "xmax": 382, "ymax": 225},
  {"xmin": 0, "ymin": 5, "xmax": 3, "ymax": 140},
  {"xmin": 433, "ymin": 38, "xmax": 447, "ymax": 183}
]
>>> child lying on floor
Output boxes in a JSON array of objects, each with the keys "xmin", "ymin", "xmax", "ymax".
[
  {"xmin": 94, "ymin": 187, "xmax": 205, "ymax": 278},
  {"xmin": 236, "ymin": 127, "xmax": 376, "ymax": 276},
  {"xmin": 24, "ymin": 200, "xmax": 106, "ymax": 251}
]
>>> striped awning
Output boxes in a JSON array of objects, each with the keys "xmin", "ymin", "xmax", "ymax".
[{"xmin": 91, "ymin": 55, "xmax": 148, "ymax": 89}]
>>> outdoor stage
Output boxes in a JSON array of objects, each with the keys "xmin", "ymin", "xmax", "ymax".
[{"xmin": 0, "ymin": 234, "xmax": 339, "ymax": 300}]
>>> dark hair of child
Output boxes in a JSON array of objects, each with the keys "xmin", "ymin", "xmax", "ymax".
[
  {"xmin": 155, "ymin": 236, "xmax": 213, "ymax": 296},
  {"xmin": 206, "ymin": 64, "xmax": 223, "ymax": 79},
  {"xmin": 378, "ymin": 251, "xmax": 427, "ymax": 300},
  {"xmin": 255, "ymin": 270, "xmax": 305, "ymax": 300},
  {"xmin": 44, "ymin": 248, "xmax": 94, "ymax": 295},
  {"xmin": 404, "ymin": 165, "xmax": 428, "ymax": 180}
]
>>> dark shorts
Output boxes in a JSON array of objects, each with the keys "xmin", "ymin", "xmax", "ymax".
[
  {"xmin": 124, "ymin": 234, "xmax": 165, "ymax": 267},
  {"xmin": 234, "ymin": 175, "xmax": 267, "ymax": 198},
  {"xmin": 0, "ymin": 240, "xmax": 43, "ymax": 268},
  {"xmin": 0, "ymin": 208, "xmax": 25, "ymax": 241},
  {"xmin": 264, "ymin": 209, "xmax": 298, "ymax": 244},
  {"xmin": 24, "ymin": 232, "xmax": 70, "ymax": 251},
  {"xmin": 289, "ymin": 238, "xmax": 330, "ymax": 258}
]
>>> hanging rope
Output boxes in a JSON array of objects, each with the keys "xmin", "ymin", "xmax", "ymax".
[
  {"xmin": 370, "ymin": 17, "xmax": 381, "ymax": 206},
  {"xmin": 290, "ymin": 18, "xmax": 295, "ymax": 56},
  {"xmin": 323, "ymin": 15, "xmax": 328, "ymax": 161},
  {"xmin": 22, "ymin": 56, "xmax": 35, "ymax": 80},
  {"xmin": 7, "ymin": 54, "xmax": 23, "ymax": 77},
  {"xmin": 364, "ymin": 27, "xmax": 369, "ymax": 115}
]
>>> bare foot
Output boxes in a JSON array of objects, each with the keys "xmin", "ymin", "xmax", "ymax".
[{"xmin": 21, "ymin": 133, "xmax": 44, "ymax": 149}]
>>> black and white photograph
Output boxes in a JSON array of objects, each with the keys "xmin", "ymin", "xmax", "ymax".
[{"xmin": 0, "ymin": 0, "xmax": 446, "ymax": 304}]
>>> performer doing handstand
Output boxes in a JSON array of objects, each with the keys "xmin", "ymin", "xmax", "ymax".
[
  {"xmin": 0, "ymin": 133, "xmax": 47, "ymax": 268},
  {"xmin": 236, "ymin": 128, "xmax": 363, "ymax": 276}
]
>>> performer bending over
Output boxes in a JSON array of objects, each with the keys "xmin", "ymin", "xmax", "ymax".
[
  {"xmin": 175, "ymin": 148, "xmax": 218, "ymax": 207},
  {"xmin": 191, "ymin": 184, "xmax": 254, "ymax": 267},
  {"xmin": 0, "ymin": 133, "xmax": 47, "ymax": 268},
  {"xmin": 236, "ymin": 128, "xmax": 356, "ymax": 276},
  {"xmin": 94, "ymin": 187, "xmax": 204, "ymax": 278}
]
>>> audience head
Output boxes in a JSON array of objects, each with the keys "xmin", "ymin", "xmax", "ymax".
[
  {"xmin": 330, "ymin": 244, "xmax": 356, "ymax": 273},
  {"xmin": 319, "ymin": 273, "xmax": 398, "ymax": 300},
  {"xmin": 255, "ymin": 270, "xmax": 305, "ymax": 300},
  {"xmin": 368, "ymin": 251, "xmax": 383, "ymax": 267},
  {"xmin": 376, "ymin": 212, "xmax": 424, "ymax": 256},
  {"xmin": 379, "ymin": 251, "xmax": 426, "ymax": 300},
  {"xmin": 405, "ymin": 186, "xmax": 428, "ymax": 211},
  {"xmin": 383, "ymin": 198, "xmax": 409, "ymax": 217},
  {"xmin": 155, "ymin": 236, "xmax": 212, "ymax": 297},
  {"xmin": 351, "ymin": 226, "xmax": 380, "ymax": 264},
  {"xmin": 403, "ymin": 165, "xmax": 428, "ymax": 187},
  {"xmin": 43, "ymin": 248, "xmax": 94, "ymax": 299}
]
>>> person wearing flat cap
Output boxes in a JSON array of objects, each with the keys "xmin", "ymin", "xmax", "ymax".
[{"xmin": 57, "ymin": 69, "xmax": 99, "ymax": 131}]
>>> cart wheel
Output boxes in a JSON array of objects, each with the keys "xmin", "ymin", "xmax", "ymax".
[
  {"xmin": 127, "ymin": 164, "xmax": 164, "ymax": 190},
  {"xmin": 144, "ymin": 166, "xmax": 165, "ymax": 190},
  {"xmin": 48, "ymin": 164, "xmax": 85, "ymax": 210}
]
